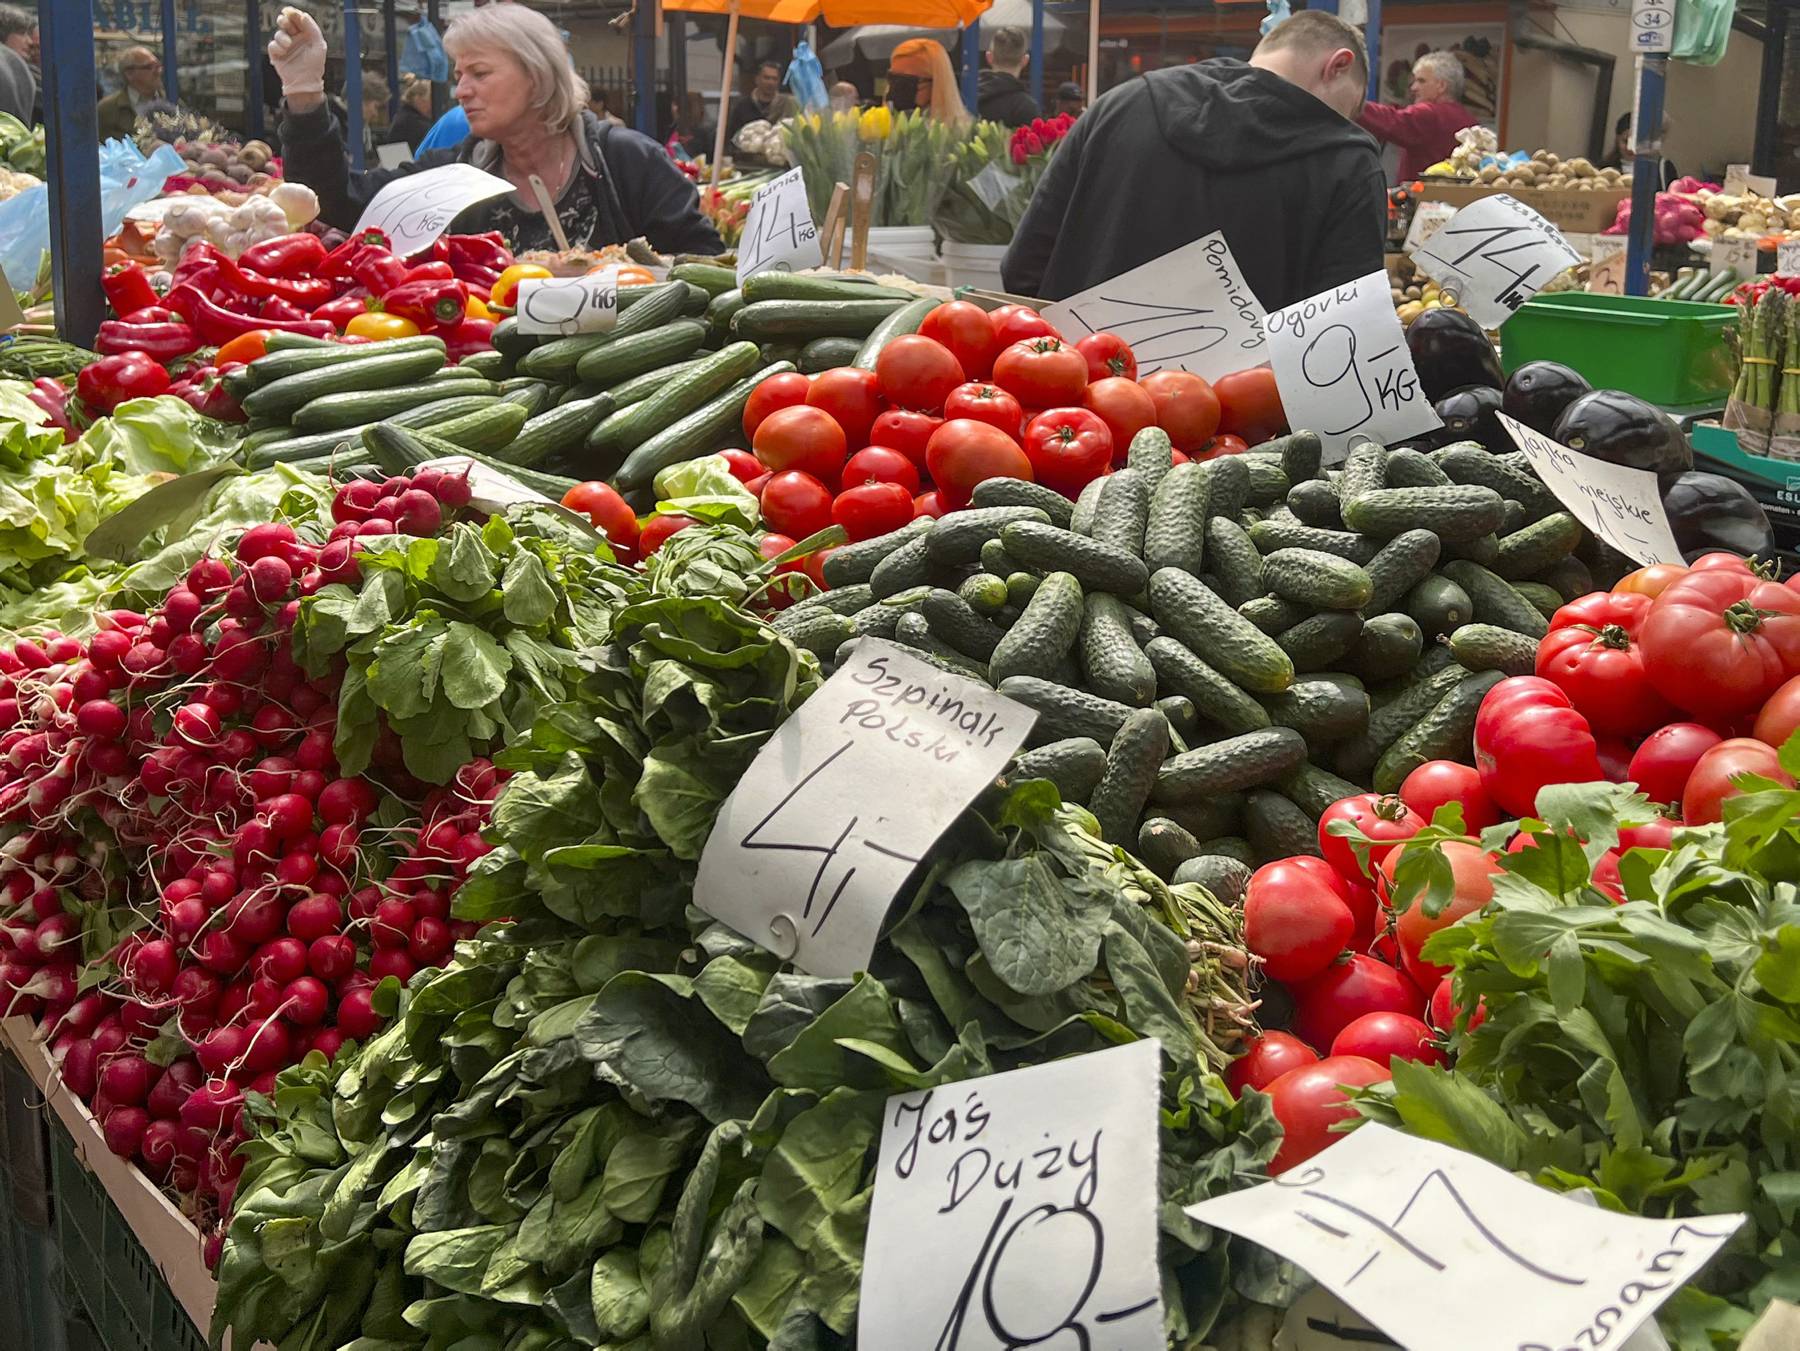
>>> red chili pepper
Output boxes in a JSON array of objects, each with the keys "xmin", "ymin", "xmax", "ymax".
[
  {"xmin": 238, "ymin": 233, "xmax": 328, "ymax": 278},
  {"xmin": 349, "ymin": 245, "xmax": 408, "ymax": 294},
  {"xmin": 311, "ymin": 292, "xmax": 373, "ymax": 331},
  {"xmin": 101, "ymin": 262, "xmax": 161, "ymax": 318},
  {"xmin": 400, "ymin": 260, "xmax": 456, "ymax": 283},
  {"xmin": 257, "ymin": 295, "xmax": 308, "ymax": 322},
  {"xmin": 443, "ymin": 316, "xmax": 497, "ymax": 363},
  {"xmin": 94, "ymin": 317, "xmax": 201, "ymax": 360},
  {"xmin": 166, "ymin": 284, "xmax": 336, "ymax": 344},
  {"xmin": 429, "ymin": 237, "xmax": 452, "ymax": 264},
  {"xmin": 382, "ymin": 278, "xmax": 467, "ymax": 330},
  {"xmin": 171, "ymin": 251, "xmax": 221, "ymax": 293},
  {"xmin": 125, "ymin": 306, "xmax": 179, "ymax": 324},
  {"xmin": 453, "ymin": 262, "xmax": 503, "ymax": 292},
  {"xmin": 76, "ymin": 351, "xmax": 173, "ymax": 414}
]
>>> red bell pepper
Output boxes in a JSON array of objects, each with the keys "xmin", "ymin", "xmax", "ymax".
[
  {"xmin": 101, "ymin": 262, "xmax": 162, "ymax": 318},
  {"xmin": 1535, "ymin": 591, "xmax": 1674, "ymax": 739},
  {"xmin": 166, "ymin": 284, "xmax": 336, "ymax": 344},
  {"xmin": 349, "ymin": 246, "xmax": 408, "ymax": 295},
  {"xmin": 238, "ymin": 233, "xmax": 328, "ymax": 278},
  {"xmin": 443, "ymin": 316, "xmax": 497, "ymax": 363},
  {"xmin": 183, "ymin": 243, "xmax": 334, "ymax": 308},
  {"xmin": 257, "ymin": 295, "xmax": 308, "ymax": 323},
  {"xmin": 1474, "ymin": 676, "xmax": 1605, "ymax": 818},
  {"xmin": 76, "ymin": 351, "xmax": 172, "ymax": 414},
  {"xmin": 125, "ymin": 306, "xmax": 179, "ymax": 324},
  {"xmin": 95, "ymin": 317, "xmax": 200, "ymax": 360},
  {"xmin": 445, "ymin": 231, "xmax": 511, "ymax": 274},
  {"xmin": 168, "ymin": 365, "xmax": 246, "ymax": 423},
  {"xmin": 400, "ymin": 261, "xmax": 456, "ymax": 283},
  {"xmin": 26, "ymin": 378, "xmax": 76, "ymax": 442},
  {"xmin": 382, "ymin": 278, "xmax": 466, "ymax": 330},
  {"xmin": 1639, "ymin": 568, "xmax": 1800, "ymax": 720},
  {"xmin": 311, "ymin": 292, "xmax": 373, "ymax": 332}
]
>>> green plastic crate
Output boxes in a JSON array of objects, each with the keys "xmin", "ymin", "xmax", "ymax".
[{"xmin": 1500, "ymin": 292, "xmax": 1737, "ymax": 406}]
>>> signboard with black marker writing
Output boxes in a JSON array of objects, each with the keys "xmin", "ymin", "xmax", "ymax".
[
  {"xmin": 1039, "ymin": 232, "xmax": 1267, "ymax": 381},
  {"xmin": 736, "ymin": 167, "xmax": 820, "ymax": 282},
  {"xmin": 1404, "ymin": 200, "xmax": 1457, "ymax": 252},
  {"xmin": 1711, "ymin": 236, "xmax": 1758, "ymax": 280},
  {"xmin": 1588, "ymin": 235, "xmax": 1628, "ymax": 295},
  {"xmin": 1409, "ymin": 193, "xmax": 1582, "ymax": 329},
  {"xmin": 1498, "ymin": 413, "xmax": 1684, "ymax": 565},
  {"xmin": 1263, "ymin": 270, "xmax": 1441, "ymax": 461},
  {"xmin": 1185, "ymin": 1122, "xmax": 1742, "ymax": 1351},
  {"xmin": 861, "ymin": 1038, "xmax": 1164, "ymax": 1351},
  {"xmin": 514, "ymin": 271, "xmax": 620, "ymax": 336},
  {"xmin": 693, "ymin": 638, "xmax": 1034, "ymax": 976},
  {"xmin": 353, "ymin": 163, "xmax": 514, "ymax": 260}
]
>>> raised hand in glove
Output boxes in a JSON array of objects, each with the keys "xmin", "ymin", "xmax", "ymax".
[{"xmin": 268, "ymin": 6, "xmax": 327, "ymax": 98}]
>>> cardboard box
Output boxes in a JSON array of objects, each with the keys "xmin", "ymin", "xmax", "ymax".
[{"xmin": 1415, "ymin": 181, "xmax": 1629, "ymax": 236}]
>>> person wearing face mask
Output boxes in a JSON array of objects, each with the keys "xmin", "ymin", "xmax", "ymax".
[
  {"xmin": 268, "ymin": 4, "xmax": 721, "ymax": 255},
  {"xmin": 884, "ymin": 39, "xmax": 970, "ymax": 127},
  {"xmin": 1003, "ymin": 11, "xmax": 1384, "ymax": 308}
]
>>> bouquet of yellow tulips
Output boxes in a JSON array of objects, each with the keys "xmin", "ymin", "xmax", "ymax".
[{"xmin": 782, "ymin": 107, "xmax": 951, "ymax": 228}]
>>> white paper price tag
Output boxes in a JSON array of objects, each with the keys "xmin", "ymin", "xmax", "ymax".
[
  {"xmin": 1631, "ymin": 0, "xmax": 1675, "ymax": 52},
  {"xmin": 1186, "ymin": 1123, "xmax": 1742, "ymax": 1351},
  {"xmin": 694, "ymin": 638, "xmax": 1035, "ymax": 976},
  {"xmin": 1711, "ymin": 236, "xmax": 1758, "ymax": 280},
  {"xmin": 353, "ymin": 163, "xmax": 515, "ymax": 260},
  {"xmin": 1409, "ymin": 194, "xmax": 1583, "ymax": 328},
  {"xmin": 1041, "ymin": 232, "xmax": 1268, "ymax": 381},
  {"xmin": 736, "ymin": 167, "xmax": 820, "ymax": 282},
  {"xmin": 1588, "ymin": 236, "xmax": 1628, "ymax": 295},
  {"xmin": 1722, "ymin": 164, "xmax": 1779, "ymax": 198},
  {"xmin": 1498, "ymin": 413, "xmax": 1684, "ymax": 565},
  {"xmin": 1779, "ymin": 239, "xmax": 1800, "ymax": 277},
  {"xmin": 514, "ymin": 271, "xmax": 620, "ymax": 336},
  {"xmin": 1262, "ymin": 270, "xmax": 1441, "ymax": 461},
  {"xmin": 861, "ymin": 1040, "xmax": 1164, "ymax": 1351},
  {"xmin": 1404, "ymin": 200, "xmax": 1457, "ymax": 252}
]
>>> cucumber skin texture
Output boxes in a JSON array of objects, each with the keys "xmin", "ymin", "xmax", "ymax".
[
  {"xmin": 1246, "ymin": 789, "xmax": 1322, "ymax": 863},
  {"xmin": 1090, "ymin": 469, "xmax": 1151, "ymax": 558},
  {"xmin": 1173, "ymin": 854, "xmax": 1253, "ymax": 906},
  {"xmin": 1342, "ymin": 485, "xmax": 1507, "ymax": 542},
  {"xmin": 1492, "ymin": 512, "xmax": 1583, "ymax": 580},
  {"xmin": 971, "ymin": 477, "xmax": 1075, "ymax": 527},
  {"xmin": 798, "ymin": 336, "xmax": 866, "ymax": 373},
  {"xmin": 1274, "ymin": 612, "xmax": 1362, "ymax": 673},
  {"xmin": 1206, "ymin": 454, "xmax": 1250, "ymax": 522},
  {"xmin": 785, "ymin": 583, "xmax": 875, "ymax": 618},
  {"xmin": 1334, "ymin": 664, "xmax": 1469, "ymax": 782},
  {"xmin": 1137, "ymin": 817, "xmax": 1203, "ymax": 880},
  {"xmin": 1128, "ymin": 427, "xmax": 1176, "ymax": 496},
  {"xmin": 1148, "ymin": 567, "xmax": 1293, "ymax": 695},
  {"xmin": 592, "ymin": 342, "xmax": 762, "ymax": 455},
  {"xmin": 1143, "ymin": 637, "xmax": 1271, "ymax": 734},
  {"xmin": 926, "ymin": 506, "xmax": 1051, "ymax": 566},
  {"xmin": 823, "ymin": 517, "xmax": 934, "ymax": 588},
  {"xmin": 989, "ymin": 572, "xmax": 1084, "ymax": 685},
  {"xmin": 1282, "ymin": 762, "xmax": 1365, "ymax": 818},
  {"xmin": 867, "ymin": 534, "xmax": 937, "ymax": 599},
  {"xmin": 573, "ymin": 320, "xmax": 707, "ymax": 387},
  {"xmin": 1441, "ymin": 560, "xmax": 1550, "ymax": 639},
  {"xmin": 241, "ymin": 346, "xmax": 447, "ymax": 421},
  {"xmin": 1205, "ymin": 517, "xmax": 1265, "ymax": 606},
  {"xmin": 418, "ymin": 401, "xmax": 530, "ymax": 455},
  {"xmin": 1349, "ymin": 613, "xmax": 1424, "ymax": 684},
  {"xmin": 1262, "ymin": 548, "xmax": 1374, "ymax": 611},
  {"xmin": 292, "ymin": 378, "xmax": 498, "ymax": 432},
  {"xmin": 1261, "ymin": 679, "xmax": 1370, "ymax": 743},
  {"xmin": 853, "ymin": 296, "xmax": 936, "ymax": 368},
  {"xmin": 1406, "ymin": 575, "xmax": 1473, "ymax": 638},
  {"xmin": 1152, "ymin": 728, "xmax": 1309, "ymax": 803},
  {"xmin": 1274, "ymin": 430, "xmax": 1323, "ymax": 485},
  {"xmin": 1090, "ymin": 709, "xmax": 1171, "ymax": 846},
  {"xmin": 1383, "ymin": 447, "xmax": 1452, "ymax": 488},
  {"xmin": 1240, "ymin": 595, "xmax": 1310, "ymax": 636},
  {"xmin": 1070, "ymin": 476, "xmax": 1107, "ymax": 535},
  {"xmin": 1001, "ymin": 522, "xmax": 1149, "ymax": 597},
  {"xmin": 1449, "ymin": 622, "xmax": 1538, "ymax": 675},
  {"xmin": 1080, "ymin": 594, "xmax": 1157, "ymax": 707},
  {"xmin": 1009, "ymin": 738, "xmax": 1108, "ymax": 803},
  {"xmin": 501, "ymin": 394, "xmax": 614, "ymax": 467},
  {"xmin": 741, "ymin": 273, "xmax": 914, "ymax": 304},
  {"xmin": 998, "ymin": 676, "xmax": 1135, "ymax": 746},
  {"xmin": 1337, "ymin": 440, "xmax": 1388, "ymax": 507},
  {"xmin": 958, "ymin": 573, "xmax": 1009, "ymax": 616},
  {"xmin": 1535, "ymin": 554, "xmax": 1594, "ymax": 602},
  {"xmin": 613, "ymin": 361, "xmax": 791, "ymax": 491},
  {"xmin": 1246, "ymin": 518, "xmax": 1378, "ymax": 564},
  {"xmin": 1373, "ymin": 670, "xmax": 1505, "ymax": 793},
  {"xmin": 1243, "ymin": 456, "xmax": 1289, "ymax": 507},
  {"xmin": 1514, "ymin": 582, "xmax": 1565, "ymax": 619},
  {"xmin": 1364, "ymin": 529, "xmax": 1443, "ymax": 615},
  {"xmin": 1285, "ymin": 478, "xmax": 1343, "ymax": 528},
  {"xmin": 919, "ymin": 589, "xmax": 1006, "ymax": 660}
]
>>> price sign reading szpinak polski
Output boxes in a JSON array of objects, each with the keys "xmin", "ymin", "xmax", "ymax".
[
  {"xmin": 736, "ymin": 167, "xmax": 821, "ymax": 282},
  {"xmin": 1263, "ymin": 270, "xmax": 1441, "ymax": 462},
  {"xmin": 1408, "ymin": 193, "xmax": 1582, "ymax": 328},
  {"xmin": 514, "ymin": 270, "xmax": 619, "ymax": 336}
]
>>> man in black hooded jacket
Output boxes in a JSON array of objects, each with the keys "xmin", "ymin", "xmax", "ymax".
[
  {"xmin": 977, "ymin": 27, "xmax": 1040, "ymax": 128},
  {"xmin": 1002, "ymin": 11, "xmax": 1385, "ymax": 312}
]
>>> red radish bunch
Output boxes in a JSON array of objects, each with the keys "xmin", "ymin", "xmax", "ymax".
[{"xmin": 327, "ymin": 465, "xmax": 474, "ymax": 541}]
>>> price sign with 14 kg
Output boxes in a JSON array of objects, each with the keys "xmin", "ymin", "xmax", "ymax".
[
  {"xmin": 1408, "ymin": 193, "xmax": 1582, "ymax": 329},
  {"xmin": 737, "ymin": 167, "xmax": 821, "ymax": 282},
  {"xmin": 1263, "ymin": 270, "xmax": 1442, "ymax": 461}
]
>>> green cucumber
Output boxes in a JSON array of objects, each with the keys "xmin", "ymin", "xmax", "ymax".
[
  {"xmin": 1273, "ymin": 430, "xmax": 1323, "ymax": 485},
  {"xmin": 1246, "ymin": 517, "xmax": 1377, "ymax": 564},
  {"xmin": 1243, "ymin": 456, "xmax": 1290, "ymax": 507},
  {"xmin": 926, "ymin": 506, "xmax": 1052, "ymax": 566},
  {"xmin": 852, "ymin": 296, "xmax": 935, "ymax": 368},
  {"xmin": 1492, "ymin": 512, "xmax": 1583, "ymax": 580},
  {"xmin": 240, "ymin": 334, "xmax": 444, "ymax": 387},
  {"xmin": 1448, "ymin": 622, "xmax": 1538, "ymax": 675},
  {"xmin": 1000, "ymin": 522, "xmax": 1149, "ymax": 596},
  {"xmin": 291, "ymin": 378, "xmax": 498, "ymax": 432},
  {"xmin": 1382, "ymin": 447, "xmax": 1453, "ymax": 488},
  {"xmin": 1341, "ymin": 484, "xmax": 1507, "ymax": 542},
  {"xmin": 1281, "ymin": 762, "xmax": 1366, "ymax": 818},
  {"xmin": 1441, "ymin": 559, "xmax": 1550, "ymax": 639},
  {"xmin": 958, "ymin": 573, "xmax": 1010, "ymax": 616},
  {"xmin": 706, "ymin": 288, "xmax": 747, "ymax": 340},
  {"xmin": 361, "ymin": 422, "xmax": 438, "ymax": 474},
  {"xmin": 591, "ymin": 342, "xmax": 763, "ymax": 456},
  {"xmin": 1245, "ymin": 789, "xmax": 1321, "ymax": 863},
  {"xmin": 999, "ymin": 675, "xmax": 1137, "ymax": 745},
  {"xmin": 670, "ymin": 262, "xmax": 741, "ymax": 297},
  {"xmin": 1263, "ymin": 548, "xmax": 1374, "ymax": 610},
  {"xmin": 1089, "ymin": 469, "xmax": 1150, "ymax": 558},
  {"xmin": 607, "ymin": 358, "xmax": 708, "ymax": 410},
  {"xmin": 573, "ymin": 320, "xmax": 708, "ymax": 387},
  {"xmin": 1514, "ymin": 582, "xmax": 1565, "ymax": 619},
  {"xmin": 1206, "ymin": 454, "xmax": 1250, "ymax": 522},
  {"xmin": 1406, "ymin": 574, "xmax": 1474, "ymax": 638},
  {"xmin": 990, "ymin": 571, "xmax": 1084, "ymax": 684},
  {"xmin": 781, "ymin": 608, "xmax": 859, "ymax": 658},
  {"xmin": 823, "ymin": 517, "xmax": 936, "ymax": 587},
  {"xmin": 893, "ymin": 612, "xmax": 990, "ymax": 681},
  {"xmin": 970, "ymin": 477, "xmax": 1075, "ymax": 527},
  {"xmin": 498, "ymin": 382, "xmax": 556, "ymax": 418},
  {"xmin": 1332, "ymin": 664, "xmax": 1469, "ymax": 782},
  {"xmin": 612, "ymin": 360, "xmax": 792, "ymax": 490},
  {"xmin": 788, "ymin": 583, "xmax": 876, "ymax": 617},
  {"xmin": 1205, "ymin": 517, "xmax": 1265, "ymax": 607},
  {"xmin": 387, "ymin": 394, "xmax": 500, "ymax": 429},
  {"xmin": 515, "ymin": 332, "xmax": 616, "ymax": 382},
  {"xmin": 1373, "ymin": 670, "xmax": 1506, "ymax": 793},
  {"xmin": 867, "ymin": 536, "xmax": 937, "ymax": 599},
  {"xmin": 490, "ymin": 317, "xmax": 537, "ymax": 362},
  {"xmin": 733, "ymin": 297, "xmax": 909, "ymax": 341},
  {"xmin": 1158, "ymin": 793, "xmax": 1245, "ymax": 842},
  {"xmin": 1364, "ymin": 529, "xmax": 1444, "ymax": 615},
  {"xmin": 1348, "ymin": 613, "xmax": 1424, "ymax": 683},
  {"xmin": 1156, "ymin": 694, "xmax": 1199, "ymax": 745},
  {"xmin": 798, "ymin": 336, "xmax": 866, "ymax": 373},
  {"xmin": 1080, "ymin": 593, "xmax": 1157, "ymax": 707},
  {"xmin": 1437, "ymin": 445, "xmax": 1560, "ymax": 519},
  {"xmin": 1137, "ymin": 817, "xmax": 1204, "ymax": 880},
  {"xmin": 501, "ymin": 393, "xmax": 614, "ymax": 467},
  {"xmin": 241, "ymin": 345, "xmax": 448, "ymax": 422},
  {"xmin": 1008, "ymin": 738, "xmax": 1108, "ymax": 803},
  {"xmin": 1173, "ymin": 854, "xmax": 1253, "ymax": 906},
  {"xmin": 1285, "ymin": 478, "xmax": 1343, "ymax": 528},
  {"xmin": 418, "ymin": 401, "xmax": 530, "ymax": 455},
  {"xmin": 1144, "ymin": 636, "xmax": 1271, "ymax": 735},
  {"xmin": 1152, "ymin": 728, "xmax": 1308, "ymax": 803},
  {"xmin": 742, "ymin": 273, "xmax": 915, "ymax": 304},
  {"xmin": 1274, "ymin": 612, "xmax": 1362, "ymax": 673},
  {"xmin": 1070, "ymin": 476, "xmax": 1107, "ymax": 535},
  {"xmin": 1239, "ymin": 595, "xmax": 1309, "ymax": 635},
  {"xmin": 1090, "ymin": 709, "xmax": 1171, "ymax": 846},
  {"xmin": 1148, "ymin": 568, "xmax": 1293, "ymax": 695},
  {"xmin": 1126, "ymin": 427, "xmax": 1176, "ymax": 496},
  {"xmin": 919, "ymin": 588, "xmax": 1007, "ymax": 660},
  {"xmin": 1337, "ymin": 438, "xmax": 1388, "ymax": 507},
  {"xmin": 1535, "ymin": 554, "xmax": 1595, "ymax": 602},
  {"xmin": 1144, "ymin": 460, "xmax": 1209, "ymax": 574},
  {"xmin": 1261, "ymin": 679, "xmax": 1369, "ymax": 743}
]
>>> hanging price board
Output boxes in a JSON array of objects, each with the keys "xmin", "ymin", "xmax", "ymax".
[
  {"xmin": 736, "ymin": 167, "xmax": 821, "ymax": 282},
  {"xmin": 514, "ymin": 271, "xmax": 619, "ymax": 336},
  {"xmin": 1262, "ymin": 270, "xmax": 1441, "ymax": 461},
  {"xmin": 1408, "ymin": 193, "xmax": 1582, "ymax": 328}
]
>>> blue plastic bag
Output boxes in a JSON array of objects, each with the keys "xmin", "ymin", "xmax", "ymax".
[
  {"xmin": 785, "ymin": 41, "xmax": 828, "ymax": 112},
  {"xmin": 0, "ymin": 139, "xmax": 181, "ymax": 291},
  {"xmin": 1261, "ymin": 0, "xmax": 1292, "ymax": 37}
]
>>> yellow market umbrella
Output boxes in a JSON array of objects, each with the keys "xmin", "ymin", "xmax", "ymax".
[{"xmin": 667, "ymin": 0, "xmax": 995, "ymax": 183}]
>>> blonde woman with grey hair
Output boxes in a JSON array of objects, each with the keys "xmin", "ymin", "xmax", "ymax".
[
  {"xmin": 1358, "ymin": 47, "xmax": 1477, "ymax": 184},
  {"xmin": 267, "ymin": 4, "xmax": 721, "ymax": 254}
]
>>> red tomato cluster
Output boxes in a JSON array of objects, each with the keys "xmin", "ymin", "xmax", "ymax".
[{"xmin": 725, "ymin": 302, "xmax": 1284, "ymax": 553}]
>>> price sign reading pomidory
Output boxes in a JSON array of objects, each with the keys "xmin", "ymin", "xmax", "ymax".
[
  {"xmin": 736, "ymin": 167, "xmax": 820, "ymax": 282},
  {"xmin": 353, "ymin": 163, "xmax": 515, "ymax": 260},
  {"xmin": 1263, "ymin": 270, "xmax": 1441, "ymax": 461},
  {"xmin": 1409, "ymin": 193, "xmax": 1582, "ymax": 328},
  {"xmin": 514, "ymin": 271, "xmax": 619, "ymax": 336}
]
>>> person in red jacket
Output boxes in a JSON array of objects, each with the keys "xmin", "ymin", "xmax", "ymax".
[{"xmin": 1359, "ymin": 50, "xmax": 1477, "ymax": 183}]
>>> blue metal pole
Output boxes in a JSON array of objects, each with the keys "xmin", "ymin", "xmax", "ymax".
[
  {"xmin": 246, "ymin": 0, "xmax": 265, "ymax": 140},
  {"xmin": 961, "ymin": 19, "xmax": 980, "ymax": 118},
  {"xmin": 1625, "ymin": 55, "xmax": 1666, "ymax": 298},
  {"xmin": 37, "ymin": 0, "xmax": 103, "ymax": 345},
  {"xmin": 1364, "ymin": 0, "xmax": 1382, "ymax": 102},
  {"xmin": 384, "ymin": 0, "xmax": 400, "ymax": 119},
  {"xmin": 162, "ymin": 0, "xmax": 179, "ymax": 103},
  {"xmin": 632, "ymin": 0, "xmax": 654, "ymax": 136},
  {"xmin": 1030, "ymin": 0, "xmax": 1044, "ymax": 113},
  {"xmin": 344, "ymin": 0, "xmax": 366, "ymax": 172}
]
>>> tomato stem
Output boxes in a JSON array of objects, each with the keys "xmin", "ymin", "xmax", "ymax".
[{"xmin": 1724, "ymin": 600, "xmax": 1768, "ymax": 635}]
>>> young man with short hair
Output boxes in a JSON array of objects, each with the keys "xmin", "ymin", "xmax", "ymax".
[{"xmin": 978, "ymin": 26, "xmax": 1038, "ymax": 128}]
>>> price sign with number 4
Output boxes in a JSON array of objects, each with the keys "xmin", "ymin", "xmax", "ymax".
[
  {"xmin": 737, "ymin": 167, "xmax": 821, "ymax": 282},
  {"xmin": 1409, "ymin": 194, "xmax": 1581, "ymax": 328}
]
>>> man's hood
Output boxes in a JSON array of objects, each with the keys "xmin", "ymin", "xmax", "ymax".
[{"xmin": 1145, "ymin": 58, "xmax": 1376, "ymax": 170}]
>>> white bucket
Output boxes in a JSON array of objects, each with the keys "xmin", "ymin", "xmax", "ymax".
[
  {"xmin": 941, "ymin": 241, "xmax": 1009, "ymax": 293},
  {"xmin": 863, "ymin": 225, "xmax": 947, "ymax": 287}
]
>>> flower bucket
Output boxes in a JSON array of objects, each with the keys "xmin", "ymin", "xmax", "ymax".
[
  {"xmin": 864, "ymin": 225, "xmax": 946, "ymax": 287},
  {"xmin": 941, "ymin": 241, "xmax": 1008, "ymax": 293}
]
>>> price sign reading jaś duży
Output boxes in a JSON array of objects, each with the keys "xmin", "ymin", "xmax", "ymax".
[
  {"xmin": 1409, "ymin": 194, "xmax": 1582, "ymax": 329},
  {"xmin": 1263, "ymin": 270, "xmax": 1442, "ymax": 461},
  {"xmin": 736, "ymin": 167, "xmax": 821, "ymax": 282},
  {"xmin": 514, "ymin": 271, "xmax": 619, "ymax": 336}
]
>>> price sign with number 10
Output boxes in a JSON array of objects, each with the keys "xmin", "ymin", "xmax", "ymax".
[{"xmin": 737, "ymin": 168, "xmax": 822, "ymax": 282}]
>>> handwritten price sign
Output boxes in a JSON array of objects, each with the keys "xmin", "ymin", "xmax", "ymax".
[
  {"xmin": 1263, "ymin": 270, "xmax": 1441, "ymax": 461},
  {"xmin": 514, "ymin": 271, "xmax": 619, "ymax": 336},
  {"xmin": 736, "ymin": 167, "xmax": 821, "ymax": 282},
  {"xmin": 862, "ymin": 1040, "xmax": 1164, "ymax": 1351},
  {"xmin": 1409, "ymin": 194, "xmax": 1583, "ymax": 329},
  {"xmin": 1040, "ymin": 232, "xmax": 1268, "ymax": 381},
  {"xmin": 1186, "ymin": 1122, "xmax": 1742, "ymax": 1351},
  {"xmin": 1497, "ymin": 413, "xmax": 1684, "ymax": 565},
  {"xmin": 353, "ymin": 163, "xmax": 514, "ymax": 260},
  {"xmin": 694, "ymin": 638, "xmax": 1034, "ymax": 976}
]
